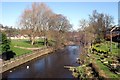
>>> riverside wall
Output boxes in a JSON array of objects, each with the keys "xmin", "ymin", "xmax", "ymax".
[{"xmin": 0, "ymin": 47, "xmax": 54, "ymax": 73}]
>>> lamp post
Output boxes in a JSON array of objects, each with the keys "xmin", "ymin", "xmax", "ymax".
[{"xmin": 110, "ymin": 27, "xmax": 116, "ymax": 53}]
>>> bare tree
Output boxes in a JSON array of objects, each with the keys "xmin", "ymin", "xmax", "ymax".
[
  {"xmin": 78, "ymin": 10, "xmax": 114, "ymax": 46},
  {"xmin": 79, "ymin": 19, "xmax": 89, "ymax": 31},
  {"xmin": 89, "ymin": 10, "xmax": 114, "ymax": 42},
  {"xmin": 78, "ymin": 19, "xmax": 89, "ymax": 47},
  {"xmin": 48, "ymin": 14, "xmax": 72, "ymax": 48},
  {"xmin": 20, "ymin": 2, "xmax": 72, "ymax": 47},
  {"xmin": 20, "ymin": 3, "xmax": 53, "ymax": 45}
]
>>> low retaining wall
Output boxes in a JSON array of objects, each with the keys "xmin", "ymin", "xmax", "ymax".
[
  {"xmin": 91, "ymin": 62, "xmax": 108, "ymax": 78},
  {"xmin": 0, "ymin": 47, "xmax": 54, "ymax": 73}
]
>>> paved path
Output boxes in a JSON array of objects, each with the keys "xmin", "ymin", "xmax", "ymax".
[{"xmin": 14, "ymin": 46, "xmax": 44, "ymax": 50}]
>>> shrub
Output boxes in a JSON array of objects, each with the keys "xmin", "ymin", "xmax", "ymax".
[
  {"xmin": 117, "ymin": 43, "xmax": 120, "ymax": 48},
  {"xmin": 2, "ymin": 50, "xmax": 16, "ymax": 60},
  {"xmin": 1, "ymin": 33, "xmax": 16, "ymax": 60},
  {"xmin": 92, "ymin": 46, "xmax": 108, "ymax": 55}
]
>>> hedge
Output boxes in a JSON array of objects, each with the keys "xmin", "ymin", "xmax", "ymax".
[{"xmin": 92, "ymin": 46, "xmax": 109, "ymax": 54}]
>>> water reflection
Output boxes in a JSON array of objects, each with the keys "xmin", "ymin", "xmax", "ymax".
[{"xmin": 2, "ymin": 45, "xmax": 80, "ymax": 78}]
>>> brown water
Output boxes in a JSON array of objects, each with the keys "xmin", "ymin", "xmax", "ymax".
[{"xmin": 2, "ymin": 45, "xmax": 80, "ymax": 78}]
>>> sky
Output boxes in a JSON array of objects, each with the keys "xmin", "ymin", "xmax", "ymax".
[{"xmin": 0, "ymin": 2, "xmax": 118, "ymax": 30}]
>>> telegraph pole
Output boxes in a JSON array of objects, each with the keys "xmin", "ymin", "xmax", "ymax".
[{"xmin": 110, "ymin": 27, "xmax": 116, "ymax": 53}]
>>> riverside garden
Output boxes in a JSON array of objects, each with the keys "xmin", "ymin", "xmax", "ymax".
[{"xmin": 69, "ymin": 40, "xmax": 120, "ymax": 79}]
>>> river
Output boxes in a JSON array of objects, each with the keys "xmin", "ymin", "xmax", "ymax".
[{"xmin": 2, "ymin": 45, "xmax": 80, "ymax": 78}]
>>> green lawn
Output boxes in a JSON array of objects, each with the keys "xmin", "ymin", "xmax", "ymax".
[
  {"xmin": 89, "ymin": 53, "xmax": 119, "ymax": 78},
  {"xmin": 95, "ymin": 59, "xmax": 119, "ymax": 78},
  {"xmin": 94, "ymin": 41, "xmax": 120, "ymax": 56},
  {"xmin": 0, "ymin": 39, "xmax": 45, "ymax": 56},
  {"xmin": 0, "ymin": 44, "xmax": 32, "ymax": 56},
  {"xmin": 0, "ymin": 39, "xmax": 54, "ymax": 56},
  {"xmin": 0, "ymin": 45, "xmax": 2, "ymax": 54},
  {"xmin": 10, "ymin": 39, "xmax": 45, "ymax": 56},
  {"xmin": 91, "ymin": 41, "xmax": 120, "ymax": 78},
  {"xmin": 10, "ymin": 45, "xmax": 32, "ymax": 56},
  {"xmin": 11, "ymin": 39, "xmax": 44, "ymax": 48}
]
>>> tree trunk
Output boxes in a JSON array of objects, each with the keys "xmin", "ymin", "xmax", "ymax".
[
  {"xmin": 31, "ymin": 37, "xmax": 35, "ymax": 45},
  {"xmin": 44, "ymin": 37, "xmax": 46, "ymax": 46},
  {"xmin": 44, "ymin": 37, "xmax": 48, "ymax": 46},
  {"xmin": 29, "ymin": 37, "xmax": 32, "ymax": 42}
]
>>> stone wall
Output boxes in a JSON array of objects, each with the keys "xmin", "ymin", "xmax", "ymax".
[{"xmin": 0, "ymin": 47, "xmax": 53, "ymax": 73}]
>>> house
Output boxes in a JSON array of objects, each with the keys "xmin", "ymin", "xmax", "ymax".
[{"xmin": 105, "ymin": 27, "xmax": 120, "ymax": 42}]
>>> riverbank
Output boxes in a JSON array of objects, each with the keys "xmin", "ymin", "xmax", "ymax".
[
  {"xmin": 0, "ymin": 40, "xmax": 74, "ymax": 74},
  {"xmin": 0, "ymin": 47, "xmax": 54, "ymax": 73},
  {"xmin": 69, "ymin": 41, "xmax": 120, "ymax": 79},
  {"xmin": 2, "ymin": 45, "xmax": 80, "ymax": 78}
]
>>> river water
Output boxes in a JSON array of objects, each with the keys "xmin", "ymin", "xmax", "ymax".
[{"xmin": 2, "ymin": 45, "xmax": 80, "ymax": 78}]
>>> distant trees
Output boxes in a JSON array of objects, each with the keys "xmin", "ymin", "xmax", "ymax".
[
  {"xmin": 78, "ymin": 19, "xmax": 90, "ymax": 46},
  {"xmin": 0, "ymin": 24, "xmax": 19, "ymax": 38},
  {"xmin": 48, "ymin": 14, "xmax": 72, "ymax": 48},
  {"xmin": 20, "ymin": 2, "xmax": 72, "ymax": 47},
  {"xmin": 78, "ymin": 10, "xmax": 114, "ymax": 45},
  {"xmin": 89, "ymin": 10, "xmax": 114, "ymax": 42},
  {"xmin": 0, "ymin": 24, "xmax": 3, "ymax": 28}
]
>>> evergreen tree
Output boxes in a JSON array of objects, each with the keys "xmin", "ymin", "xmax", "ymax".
[{"xmin": 1, "ymin": 33, "xmax": 11, "ymax": 52}]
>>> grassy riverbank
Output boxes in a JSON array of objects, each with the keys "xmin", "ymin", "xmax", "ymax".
[
  {"xmin": 0, "ymin": 38, "xmax": 55, "ymax": 57},
  {"xmin": 92, "ymin": 53, "xmax": 119, "ymax": 78},
  {"xmin": 93, "ymin": 41, "xmax": 120, "ymax": 56},
  {"xmin": 0, "ymin": 39, "xmax": 45, "ymax": 55},
  {"xmin": 11, "ymin": 39, "xmax": 45, "ymax": 48},
  {"xmin": 70, "ymin": 41, "xmax": 120, "ymax": 79},
  {"xmin": 10, "ymin": 46, "xmax": 32, "ymax": 56},
  {"xmin": 91, "ymin": 41, "xmax": 120, "ymax": 78},
  {"xmin": 1, "ymin": 47, "xmax": 53, "ymax": 73},
  {"xmin": 10, "ymin": 39, "xmax": 45, "ymax": 56}
]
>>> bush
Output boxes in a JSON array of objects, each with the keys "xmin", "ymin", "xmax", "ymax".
[
  {"xmin": 92, "ymin": 46, "xmax": 108, "ymax": 54},
  {"xmin": 117, "ymin": 43, "xmax": 120, "ymax": 48},
  {"xmin": 116, "ymin": 65, "xmax": 120, "ymax": 73},
  {"xmin": 2, "ymin": 50, "xmax": 16, "ymax": 60},
  {"xmin": 95, "ymin": 38, "xmax": 100, "ymax": 43}
]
